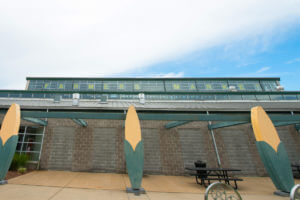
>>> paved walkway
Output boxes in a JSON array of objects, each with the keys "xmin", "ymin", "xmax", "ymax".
[{"xmin": 0, "ymin": 170, "xmax": 299, "ymax": 199}]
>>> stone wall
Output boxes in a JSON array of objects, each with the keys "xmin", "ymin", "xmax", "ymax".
[{"xmin": 3, "ymin": 116, "xmax": 297, "ymax": 176}]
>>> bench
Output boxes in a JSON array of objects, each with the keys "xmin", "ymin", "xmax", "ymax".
[
  {"xmin": 203, "ymin": 177, "xmax": 243, "ymax": 189},
  {"xmin": 188, "ymin": 172, "xmax": 243, "ymax": 189}
]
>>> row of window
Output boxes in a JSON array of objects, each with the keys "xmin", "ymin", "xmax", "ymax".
[
  {"xmin": 1, "ymin": 92, "xmax": 299, "ymax": 101},
  {"xmin": 16, "ymin": 126, "xmax": 44, "ymax": 162},
  {"xmin": 28, "ymin": 80, "xmax": 278, "ymax": 92}
]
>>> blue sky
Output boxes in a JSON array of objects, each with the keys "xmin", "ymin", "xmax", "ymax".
[
  {"xmin": 0, "ymin": 1, "xmax": 300, "ymax": 90},
  {"xmin": 133, "ymin": 25, "xmax": 300, "ymax": 90}
]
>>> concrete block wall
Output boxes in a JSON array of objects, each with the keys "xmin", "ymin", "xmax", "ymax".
[
  {"xmin": 47, "ymin": 127, "xmax": 75, "ymax": 170},
  {"xmin": 142, "ymin": 128, "xmax": 162, "ymax": 174},
  {"xmin": 35, "ymin": 119, "xmax": 300, "ymax": 176},
  {"xmin": 92, "ymin": 128, "xmax": 117, "ymax": 172},
  {"xmin": 277, "ymin": 125, "xmax": 300, "ymax": 165}
]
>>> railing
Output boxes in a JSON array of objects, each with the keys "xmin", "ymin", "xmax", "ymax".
[{"xmin": 0, "ymin": 90, "xmax": 300, "ymax": 101}]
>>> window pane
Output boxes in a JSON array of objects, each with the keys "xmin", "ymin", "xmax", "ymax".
[
  {"xmin": 199, "ymin": 95, "xmax": 215, "ymax": 100},
  {"xmin": 133, "ymin": 81, "xmax": 165, "ymax": 92},
  {"xmin": 215, "ymin": 95, "xmax": 228, "ymax": 100},
  {"xmin": 81, "ymin": 94, "xmax": 94, "ymax": 99},
  {"xmin": 283, "ymin": 95, "xmax": 297, "ymax": 100},
  {"xmin": 94, "ymin": 81, "xmax": 102, "ymax": 91},
  {"xmin": 79, "ymin": 81, "xmax": 88, "ymax": 90},
  {"xmin": 45, "ymin": 93, "xmax": 54, "ymax": 99},
  {"xmin": 108, "ymin": 94, "xmax": 120, "ymax": 99},
  {"xmin": 26, "ymin": 126, "xmax": 44, "ymax": 134},
  {"xmin": 16, "ymin": 143, "xmax": 22, "ymax": 151},
  {"xmin": 21, "ymin": 93, "xmax": 33, "ymax": 98},
  {"xmin": 270, "ymin": 95, "xmax": 283, "ymax": 100},
  {"xmin": 228, "ymin": 80, "xmax": 262, "ymax": 91},
  {"xmin": 242, "ymin": 95, "xmax": 257, "ymax": 100},
  {"xmin": 62, "ymin": 94, "xmax": 71, "ymax": 99},
  {"xmin": 26, "ymin": 152, "xmax": 40, "ymax": 162},
  {"xmin": 0, "ymin": 93, "xmax": 9, "ymax": 97},
  {"xmin": 196, "ymin": 81, "xmax": 228, "ymax": 91},
  {"xmin": 165, "ymin": 81, "xmax": 197, "ymax": 92},
  {"xmin": 65, "ymin": 81, "xmax": 73, "ymax": 90},
  {"xmin": 17, "ymin": 134, "xmax": 24, "ymax": 143},
  {"xmin": 228, "ymin": 95, "xmax": 242, "ymax": 100},
  {"xmin": 73, "ymin": 82, "xmax": 80, "ymax": 90},
  {"xmin": 33, "ymin": 93, "xmax": 45, "ymax": 98},
  {"xmin": 19, "ymin": 126, "xmax": 26, "ymax": 134},
  {"xmin": 103, "ymin": 81, "xmax": 133, "ymax": 91},
  {"xmin": 261, "ymin": 81, "xmax": 277, "ymax": 91},
  {"xmin": 256, "ymin": 95, "xmax": 270, "ymax": 100}
]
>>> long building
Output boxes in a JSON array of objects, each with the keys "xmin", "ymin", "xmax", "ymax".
[{"xmin": 0, "ymin": 77, "xmax": 299, "ymax": 176}]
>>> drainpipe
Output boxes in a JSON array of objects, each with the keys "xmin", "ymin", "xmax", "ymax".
[
  {"xmin": 207, "ymin": 111, "xmax": 221, "ymax": 167},
  {"xmin": 37, "ymin": 109, "xmax": 48, "ymax": 169}
]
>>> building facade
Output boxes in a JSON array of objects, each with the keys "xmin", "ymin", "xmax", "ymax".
[{"xmin": 0, "ymin": 77, "xmax": 299, "ymax": 176}]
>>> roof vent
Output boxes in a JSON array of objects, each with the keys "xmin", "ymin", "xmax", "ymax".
[
  {"xmin": 53, "ymin": 95, "xmax": 61, "ymax": 103},
  {"xmin": 99, "ymin": 95, "xmax": 108, "ymax": 104},
  {"xmin": 276, "ymin": 86, "xmax": 284, "ymax": 91},
  {"xmin": 139, "ymin": 93, "xmax": 145, "ymax": 104},
  {"xmin": 72, "ymin": 93, "xmax": 80, "ymax": 106},
  {"xmin": 229, "ymin": 86, "xmax": 237, "ymax": 92}
]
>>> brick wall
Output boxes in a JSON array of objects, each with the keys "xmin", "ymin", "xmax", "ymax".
[
  {"xmin": 277, "ymin": 125, "xmax": 300, "ymax": 164},
  {"xmin": 142, "ymin": 128, "xmax": 162, "ymax": 174},
  {"xmin": 23, "ymin": 118, "xmax": 300, "ymax": 176},
  {"xmin": 92, "ymin": 128, "xmax": 117, "ymax": 172},
  {"xmin": 47, "ymin": 126, "xmax": 75, "ymax": 170}
]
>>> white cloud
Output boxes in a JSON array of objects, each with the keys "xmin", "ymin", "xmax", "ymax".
[
  {"xmin": 257, "ymin": 66, "xmax": 271, "ymax": 73},
  {"xmin": 286, "ymin": 57, "xmax": 300, "ymax": 64},
  {"xmin": 0, "ymin": 0, "xmax": 300, "ymax": 89},
  {"xmin": 155, "ymin": 72, "xmax": 185, "ymax": 78}
]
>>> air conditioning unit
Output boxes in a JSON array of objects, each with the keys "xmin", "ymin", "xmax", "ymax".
[
  {"xmin": 139, "ymin": 93, "xmax": 145, "ymax": 104},
  {"xmin": 72, "ymin": 93, "xmax": 80, "ymax": 106},
  {"xmin": 99, "ymin": 95, "xmax": 108, "ymax": 104},
  {"xmin": 276, "ymin": 85, "xmax": 284, "ymax": 91},
  {"xmin": 53, "ymin": 95, "xmax": 61, "ymax": 103},
  {"xmin": 229, "ymin": 86, "xmax": 237, "ymax": 92}
]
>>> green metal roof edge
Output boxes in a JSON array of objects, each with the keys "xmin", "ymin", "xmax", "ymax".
[
  {"xmin": 0, "ymin": 89, "xmax": 299, "ymax": 95},
  {"xmin": 26, "ymin": 77, "xmax": 281, "ymax": 81}
]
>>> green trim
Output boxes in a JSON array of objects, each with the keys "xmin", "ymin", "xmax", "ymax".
[
  {"xmin": 1, "ymin": 89, "xmax": 300, "ymax": 95},
  {"xmin": 17, "ymin": 110, "xmax": 300, "ymax": 122},
  {"xmin": 165, "ymin": 121, "xmax": 190, "ymax": 129},
  {"xmin": 0, "ymin": 136, "xmax": 18, "ymax": 180},
  {"xmin": 274, "ymin": 121, "xmax": 300, "ymax": 127},
  {"xmin": 26, "ymin": 77, "xmax": 280, "ymax": 81},
  {"xmin": 72, "ymin": 119, "xmax": 87, "ymax": 127},
  {"xmin": 208, "ymin": 121, "xmax": 249, "ymax": 130},
  {"xmin": 22, "ymin": 117, "xmax": 48, "ymax": 126},
  {"xmin": 167, "ymin": 120, "xmax": 300, "ymax": 130}
]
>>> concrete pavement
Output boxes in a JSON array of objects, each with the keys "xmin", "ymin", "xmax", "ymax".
[{"xmin": 0, "ymin": 170, "xmax": 299, "ymax": 199}]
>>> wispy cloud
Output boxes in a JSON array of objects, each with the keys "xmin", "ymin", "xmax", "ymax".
[
  {"xmin": 257, "ymin": 66, "xmax": 271, "ymax": 73},
  {"xmin": 286, "ymin": 57, "xmax": 300, "ymax": 64},
  {"xmin": 0, "ymin": 1, "xmax": 300, "ymax": 89},
  {"xmin": 155, "ymin": 72, "xmax": 185, "ymax": 78}
]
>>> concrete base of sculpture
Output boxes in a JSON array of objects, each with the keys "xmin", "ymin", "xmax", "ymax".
[
  {"xmin": 274, "ymin": 190, "xmax": 290, "ymax": 197},
  {"xmin": 126, "ymin": 187, "xmax": 146, "ymax": 196},
  {"xmin": 0, "ymin": 180, "xmax": 8, "ymax": 185}
]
